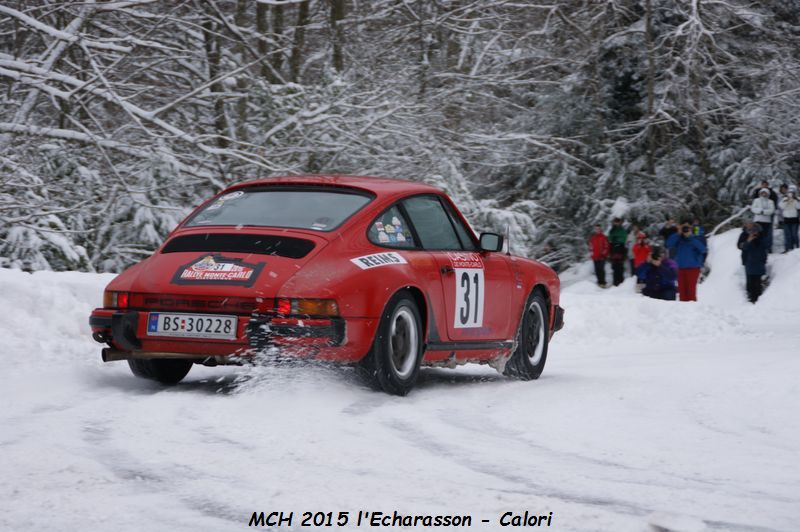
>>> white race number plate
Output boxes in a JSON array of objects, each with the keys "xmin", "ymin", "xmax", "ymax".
[
  {"xmin": 146, "ymin": 312, "xmax": 237, "ymax": 339},
  {"xmin": 454, "ymin": 268, "xmax": 485, "ymax": 328}
]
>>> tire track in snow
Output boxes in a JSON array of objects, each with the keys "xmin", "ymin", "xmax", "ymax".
[{"xmin": 382, "ymin": 417, "xmax": 652, "ymax": 518}]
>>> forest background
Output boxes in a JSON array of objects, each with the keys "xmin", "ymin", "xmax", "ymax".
[{"xmin": 1, "ymin": 0, "xmax": 798, "ymax": 272}]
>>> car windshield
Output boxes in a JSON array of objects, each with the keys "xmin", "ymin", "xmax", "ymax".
[{"xmin": 185, "ymin": 188, "xmax": 373, "ymax": 231}]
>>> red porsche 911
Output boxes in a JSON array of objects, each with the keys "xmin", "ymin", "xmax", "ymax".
[{"xmin": 90, "ymin": 175, "xmax": 563, "ymax": 395}]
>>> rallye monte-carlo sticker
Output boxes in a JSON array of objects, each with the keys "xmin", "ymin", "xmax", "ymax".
[
  {"xmin": 350, "ymin": 252, "xmax": 408, "ymax": 270},
  {"xmin": 171, "ymin": 254, "xmax": 265, "ymax": 287}
]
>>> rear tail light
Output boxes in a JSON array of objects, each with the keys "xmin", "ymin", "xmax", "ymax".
[
  {"xmin": 275, "ymin": 298, "xmax": 339, "ymax": 317},
  {"xmin": 103, "ymin": 291, "xmax": 130, "ymax": 309}
]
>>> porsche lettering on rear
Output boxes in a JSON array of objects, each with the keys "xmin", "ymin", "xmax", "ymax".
[{"xmin": 89, "ymin": 175, "xmax": 563, "ymax": 395}]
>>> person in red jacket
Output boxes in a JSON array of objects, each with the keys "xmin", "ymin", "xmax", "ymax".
[
  {"xmin": 589, "ymin": 224, "xmax": 610, "ymax": 287},
  {"xmin": 632, "ymin": 232, "xmax": 651, "ymax": 270}
]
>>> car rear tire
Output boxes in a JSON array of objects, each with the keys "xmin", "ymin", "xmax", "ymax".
[
  {"xmin": 504, "ymin": 291, "xmax": 549, "ymax": 380},
  {"xmin": 128, "ymin": 358, "xmax": 192, "ymax": 384},
  {"xmin": 357, "ymin": 291, "xmax": 423, "ymax": 396}
]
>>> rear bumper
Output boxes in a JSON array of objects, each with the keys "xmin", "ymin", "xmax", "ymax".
[{"xmin": 89, "ymin": 309, "xmax": 376, "ymax": 362}]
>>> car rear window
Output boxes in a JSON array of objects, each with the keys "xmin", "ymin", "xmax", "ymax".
[
  {"xmin": 162, "ymin": 233, "xmax": 315, "ymax": 259},
  {"xmin": 185, "ymin": 187, "xmax": 373, "ymax": 231}
]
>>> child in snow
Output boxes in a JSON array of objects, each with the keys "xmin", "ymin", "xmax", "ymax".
[
  {"xmin": 631, "ymin": 232, "xmax": 651, "ymax": 271},
  {"xmin": 636, "ymin": 246, "xmax": 677, "ymax": 301}
]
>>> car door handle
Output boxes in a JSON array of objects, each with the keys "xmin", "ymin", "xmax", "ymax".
[{"xmin": 440, "ymin": 266, "xmax": 454, "ymax": 275}]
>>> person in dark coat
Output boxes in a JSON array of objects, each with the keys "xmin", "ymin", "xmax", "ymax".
[
  {"xmin": 607, "ymin": 218, "xmax": 628, "ymax": 286},
  {"xmin": 751, "ymin": 180, "xmax": 778, "ymax": 204},
  {"xmin": 741, "ymin": 223, "xmax": 768, "ymax": 303},
  {"xmin": 737, "ymin": 222, "xmax": 754, "ymax": 258},
  {"xmin": 659, "ymin": 219, "xmax": 678, "ymax": 248},
  {"xmin": 636, "ymin": 246, "xmax": 677, "ymax": 301}
]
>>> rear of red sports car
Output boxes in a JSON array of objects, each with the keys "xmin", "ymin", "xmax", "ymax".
[{"xmin": 89, "ymin": 182, "xmax": 380, "ymax": 382}]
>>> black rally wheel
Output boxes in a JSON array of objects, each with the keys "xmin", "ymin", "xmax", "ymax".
[
  {"xmin": 504, "ymin": 291, "xmax": 549, "ymax": 380},
  {"xmin": 357, "ymin": 291, "xmax": 424, "ymax": 396},
  {"xmin": 128, "ymin": 358, "xmax": 193, "ymax": 385}
]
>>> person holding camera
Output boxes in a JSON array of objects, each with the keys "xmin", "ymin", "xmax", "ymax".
[
  {"xmin": 751, "ymin": 188, "xmax": 776, "ymax": 252},
  {"xmin": 741, "ymin": 223, "xmax": 768, "ymax": 303},
  {"xmin": 635, "ymin": 246, "xmax": 677, "ymax": 301},
  {"xmin": 665, "ymin": 220, "xmax": 707, "ymax": 301},
  {"xmin": 779, "ymin": 186, "xmax": 799, "ymax": 252}
]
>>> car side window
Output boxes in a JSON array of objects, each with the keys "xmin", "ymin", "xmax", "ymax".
[
  {"xmin": 402, "ymin": 195, "xmax": 463, "ymax": 250},
  {"xmin": 368, "ymin": 206, "xmax": 417, "ymax": 248},
  {"xmin": 443, "ymin": 202, "xmax": 477, "ymax": 251}
]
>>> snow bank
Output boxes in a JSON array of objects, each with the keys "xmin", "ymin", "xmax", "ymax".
[{"xmin": 0, "ymin": 268, "xmax": 114, "ymax": 368}]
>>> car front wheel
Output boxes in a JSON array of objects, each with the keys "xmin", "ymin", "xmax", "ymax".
[
  {"xmin": 504, "ymin": 291, "xmax": 549, "ymax": 380},
  {"xmin": 358, "ymin": 291, "xmax": 423, "ymax": 396},
  {"xmin": 128, "ymin": 358, "xmax": 193, "ymax": 384}
]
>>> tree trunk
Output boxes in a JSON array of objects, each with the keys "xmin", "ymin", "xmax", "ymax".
[
  {"xmin": 202, "ymin": 18, "xmax": 229, "ymax": 152},
  {"xmin": 290, "ymin": 1, "xmax": 310, "ymax": 82},
  {"xmin": 645, "ymin": 0, "xmax": 656, "ymax": 176},
  {"xmin": 234, "ymin": 0, "xmax": 249, "ymax": 143},
  {"xmin": 270, "ymin": 4, "xmax": 284, "ymax": 77},
  {"xmin": 256, "ymin": 1, "xmax": 275, "ymax": 82},
  {"xmin": 331, "ymin": 0, "xmax": 346, "ymax": 72}
]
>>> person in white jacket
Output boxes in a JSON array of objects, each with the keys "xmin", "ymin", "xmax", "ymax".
[
  {"xmin": 751, "ymin": 188, "xmax": 776, "ymax": 252},
  {"xmin": 779, "ymin": 186, "xmax": 799, "ymax": 252}
]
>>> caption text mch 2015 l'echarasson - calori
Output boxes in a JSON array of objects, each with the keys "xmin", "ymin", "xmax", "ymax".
[{"xmin": 248, "ymin": 510, "xmax": 555, "ymax": 528}]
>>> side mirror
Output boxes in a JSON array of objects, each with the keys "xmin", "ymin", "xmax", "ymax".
[{"xmin": 479, "ymin": 232, "xmax": 504, "ymax": 253}]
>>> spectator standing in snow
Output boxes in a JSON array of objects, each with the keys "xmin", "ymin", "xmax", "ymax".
[
  {"xmin": 625, "ymin": 224, "xmax": 639, "ymax": 276},
  {"xmin": 779, "ymin": 186, "xmax": 799, "ymax": 252},
  {"xmin": 751, "ymin": 188, "xmax": 776, "ymax": 253},
  {"xmin": 751, "ymin": 180, "xmax": 778, "ymax": 204},
  {"xmin": 608, "ymin": 218, "xmax": 628, "ymax": 286},
  {"xmin": 589, "ymin": 225, "xmax": 610, "ymax": 287},
  {"xmin": 741, "ymin": 224, "xmax": 768, "ymax": 303},
  {"xmin": 666, "ymin": 221, "xmax": 707, "ymax": 301},
  {"xmin": 776, "ymin": 184, "xmax": 788, "ymax": 226},
  {"xmin": 631, "ymin": 232, "xmax": 651, "ymax": 271},
  {"xmin": 636, "ymin": 246, "xmax": 677, "ymax": 301},
  {"xmin": 659, "ymin": 219, "xmax": 678, "ymax": 243},
  {"xmin": 737, "ymin": 222, "xmax": 754, "ymax": 255}
]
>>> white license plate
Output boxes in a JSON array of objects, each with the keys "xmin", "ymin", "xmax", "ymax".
[{"xmin": 146, "ymin": 312, "xmax": 237, "ymax": 340}]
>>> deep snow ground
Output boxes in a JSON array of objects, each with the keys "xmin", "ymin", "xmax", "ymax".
[{"xmin": 1, "ymin": 230, "xmax": 799, "ymax": 532}]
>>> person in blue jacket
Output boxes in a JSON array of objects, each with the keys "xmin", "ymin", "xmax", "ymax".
[
  {"xmin": 636, "ymin": 246, "xmax": 677, "ymax": 301},
  {"xmin": 741, "ymin": 223, "xmax": 768, "ymax": 303},
  {"xmin": 665, "ymin": 220, "xmax": 707, "ymax": 301}
]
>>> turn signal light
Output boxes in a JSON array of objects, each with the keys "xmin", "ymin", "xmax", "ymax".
[
  {"xmin": 275, "ymin": 298, "xmax": 339, "ymax": 317},
  {"xmin": 103, "ymin": 291, "xmax": 130, "ymax": 309}
]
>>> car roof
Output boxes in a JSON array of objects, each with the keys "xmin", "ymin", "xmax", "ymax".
[{"xmin": 226, "ymin": 175, "xmax": 444, "ymax": 198}]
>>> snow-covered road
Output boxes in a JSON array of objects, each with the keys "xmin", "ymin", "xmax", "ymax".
[{"xmin": 2, "ymin": 231, "xmax": 799, "ymax": 532}]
